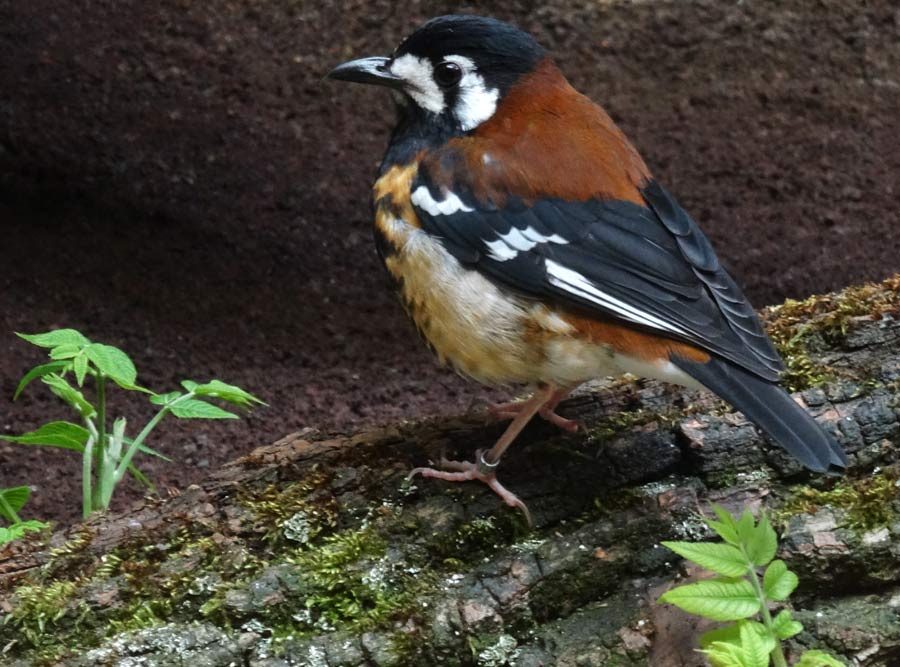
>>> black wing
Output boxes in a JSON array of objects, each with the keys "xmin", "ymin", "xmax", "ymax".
[{"xmin": 410, "ymin": 173, "xmax": 783, "ymax": 381}]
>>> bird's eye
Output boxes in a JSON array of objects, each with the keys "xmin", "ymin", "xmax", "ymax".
[{"xmin": 434, "ymin": 61, "xmax": 463, "ymax": 88}]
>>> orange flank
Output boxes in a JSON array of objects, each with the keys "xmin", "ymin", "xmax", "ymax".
[
  {"xmin": 562, "ymin": 310, "xmax": 711, "ymax": 364},
  {"xmin": 373, "ymin": 161, "xmax": 422, "ymax": 234}
]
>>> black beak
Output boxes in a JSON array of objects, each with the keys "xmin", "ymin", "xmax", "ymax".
[{"xmin": 327, "ymin": 56, "xmax": 403, "ymax": 89}]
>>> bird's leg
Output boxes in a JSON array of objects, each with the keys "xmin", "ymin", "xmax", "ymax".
[
  {"xmin": 410, "ymin": 383, "xmax": 558, "ymax": 525},
  {"xmin": 489, "ymin": 384, "xmax": 578, "ymax": 432}
]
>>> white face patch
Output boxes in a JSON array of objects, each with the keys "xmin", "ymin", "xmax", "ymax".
[
  {"xmin": 389, "ymin": 53, "xmax": 500, "ymax": 131},
  {"xmin": 390, "ymin": 54, "xmax": 444, "ymax": 114},
  {"xmin": 442, "ymin": 55, "xmax": 500, "ymax": 131}
]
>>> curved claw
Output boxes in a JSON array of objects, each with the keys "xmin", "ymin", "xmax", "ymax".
[
  {"xmin": 539, "ymin": 408, "xmax": 580, "ymax": 433},
  {"xmin": 407, "ymin": 452, "xmax": 533, "ymax": 526}
]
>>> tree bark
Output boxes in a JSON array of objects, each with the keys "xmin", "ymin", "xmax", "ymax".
[{"xmin": 1, "ymin": 277, "xmax": 899, "ymax": 667}]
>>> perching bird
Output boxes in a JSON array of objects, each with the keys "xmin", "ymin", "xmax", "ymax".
[{"xmin": 328, "ymin": 15, "xmax": 847, "ymax": 519}]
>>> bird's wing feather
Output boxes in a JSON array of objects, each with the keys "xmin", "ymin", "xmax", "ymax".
[{"xmin": 411, "ymin": 163, "xmax": 784, "ymax": 381}]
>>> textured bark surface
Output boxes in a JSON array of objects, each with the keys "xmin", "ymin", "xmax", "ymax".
[{"xmin": 0, "ymin": 278, "xmax": 899, "ymax": 666}]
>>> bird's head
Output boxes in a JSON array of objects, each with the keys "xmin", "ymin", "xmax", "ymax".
[{"xmin": 327, "ymin": 15, "xmax": 545, "ymax": 133}]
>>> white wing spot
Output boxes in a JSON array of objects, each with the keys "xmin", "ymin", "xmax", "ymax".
[
  {"xmin": 544, "ymin": 259, "xmax": 686, "ymax": 335},
  {"xmin": 521, "ymin": 227, "xmax": 567, "ymax": 244},
  {"xmin": 411, "ymin": 186, "xmax": 473, "ymax": 216},
  {"xmin": 484, "ymin": 239, "xmax": 518, "ymax": 261},
  {"xmin": 485, "ymin": 227, "xmax": 569, "ymax": 262}
]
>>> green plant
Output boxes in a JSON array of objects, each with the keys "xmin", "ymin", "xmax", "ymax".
[
  {"xmin": 0, "ymin": 486, "xmax": 48, "ymax": 544},
  {"xmin": 659, "ymin": 505, "xmax": 844, "ymax": 667},
  {"xmin": 2, "ymin": 329, "xmax": 264, "ymax": 518}
]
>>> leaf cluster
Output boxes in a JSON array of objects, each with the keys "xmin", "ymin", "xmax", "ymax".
[
  {"xmin": 2, "ymin": 329, "xmax": 265, "ymax": 521},
  {"xmin": 659, "ymin": 506, "xmax": 844, "ymax": 667},
  {"xmin": 0, "ymin": 486, "xmax": 48, "ymax": 545}
]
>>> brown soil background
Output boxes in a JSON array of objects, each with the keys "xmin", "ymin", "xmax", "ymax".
[{"xmin": 1, "ymin": 0, "xmax": 898, "ymax": 529}]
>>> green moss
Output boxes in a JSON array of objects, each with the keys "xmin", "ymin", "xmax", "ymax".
[
  {"xmin": 775, "ymin": 467, "xmax": 900, "ymax": 530},
  {"xmin": 106, "ymin": 600, "xmax": 166, "ymax": 634},
  {"xmin": 587, "ymin": 408, "xmax": 686, "ymax": 445},
  {"xmin": 428, "ymin": 515, "xmax": 523, "ymax": 570},
  {"xmin": 276, "ymin": 525, "xmax": 437, "ymax": 634},
  {"xmin": 582, "ymin": 488, "xmax": 643, "ymax": 523},
  {"xmin": 5, "ymin": 580, "xmax": 82, "ymax": 644},
  {"xmin": 764, "ymin": 276, "xmax": 900, "ymax": 391},
  {"xmin": 43, "ymin": 526, "xmax": 95, "ymax": 578},
  {"xmin": 238, "ymin": 474, "xmax": 337, "ymax": 546}
]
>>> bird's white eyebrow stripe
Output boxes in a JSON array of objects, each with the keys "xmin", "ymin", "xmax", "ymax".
[
  {"xmin": 411, "ymin": 186, "xmax": 473, "ymax": 216},
  {"xmin": 545, "ymin": 259, "xmax": 686, "ymax": 334}
]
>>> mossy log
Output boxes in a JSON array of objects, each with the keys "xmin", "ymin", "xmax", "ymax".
[{"xmin": 1, "ymin": 277, "xmax": 899, "ymax": 667}]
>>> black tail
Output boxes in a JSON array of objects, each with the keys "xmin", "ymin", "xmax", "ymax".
[{"xmin": 672, "ymin": 355, "xmax": 848, "ymax": 472}]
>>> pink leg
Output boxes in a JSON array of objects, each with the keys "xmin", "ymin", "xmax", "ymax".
[
  {"xmin": 489, "ymin": 385, "xmax": 578, "ymax": 432},
  {"xmin": 410, "ymin": 383, "xmax": 559, "ymax": 524},
  {"xmin": 411, "ymin": 449, "xmax": 533, "ymax": 525}
]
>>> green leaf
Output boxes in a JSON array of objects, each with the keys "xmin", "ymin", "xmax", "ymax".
[
  {"xmin": 0, "ymin": 487, "xmax": 31, "ymax": 520},
  {"xmin": 169, "ymin": 399, "xmax": 238, "ymax": 420},
  {"xmin": 85, "ymin": 343, "xmax": 137, "ymax": 387},
  {"xmin": 658, "ymin": 579, "xmax": 761, "ymax": 621},
  {"xmin": 795, "ymin": 649, "xmax": 845, "ymax": 666},
  {"xmin": 41, "ymin": 374, "xmax": 97, "ymax": 418},
  {"xmin": 120, "ymin": 435, "xmax": 172, "ymax": 462},
  {"xmin": 763, "ymin": 560, "xmax": 798, "ymax": 601},
  {"xmin": 744, "ymin": 512, "xmax": 778, "ymax": 567},
  {"xmin": 702, "ymin": 621, "xmax": 774, "ymax": 655},
  {"xmin": 701, "ymin": 621, "xmax": 777, "ymax": 667},
  {"xmin": 702, "ymin": 641, "xmax": 748, "ymax": 667},
  {"xmin": 49, "ymin": 343, "xmax": 83, "ymax": 360},
  {"xmin": 13, "ymin": 360, "xmax": 70, "ymax": 400},
  {"xmin": 736, "ymin": 510, "xmax": 755, "ymax": 543},
  {"xmin": 706, "ymin": 505, "xmax": 741, "ymax": 546},
  {"xmin": 17, "ymin": 329, "xmax": 90, "ymax": 349},
  {"xmin": 739, "ymin": 619, "xmax": 771, "ymax": 667},
  {"xmin": 0, "ymin": 520, "xmax": 48, "ymax": 545},
  {"xmin": 74, "ymin": 354, "xmax": 89, "ymax": 386},
  {"xmin": 771, "ymin": 609, "xmax": 803, "ymax": 640},
  {"xmin": 0, "ymin": 421, "xmax": 90, "ymax": 452},
  {"xmin": 16, "ymin": 519, "xmax": 47, "ymax": 532},
  {"xmin": 662, "ymin": 541, "xmax": 750, "ymax": 578},
  {"xmin": 700, "ymin": 623, "xmax": 741, "ymax": 649},
  {"xmin": 150, "ymin": 391, "xmax": 183, "ymax": 406},
  {"xmin": 185, "ymin": 379, "xmax": 266, "ymax": 408}
]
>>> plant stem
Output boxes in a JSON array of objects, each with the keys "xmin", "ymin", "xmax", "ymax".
[
  {"xmin": 94, "ymin": 375, "xmax": 108, "ymax": 510},
  {"xmin": 82, "ymin": 430, "xmax": 96, "ymax": 519},
  {"xmin": 747, "ymin": 559, "xmax": 788, "ymax": 667},
  {"xmin": 111, "ymin": 392, "xmax": 193, "ymax": 485},
  {"xmin": 0, "ymin": 495, "xmax": 22, "ymax": 524}
]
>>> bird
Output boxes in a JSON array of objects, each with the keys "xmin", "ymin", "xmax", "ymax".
[{"xmin": 327, "ymin": 14, "xmax": 847, "ymax": 520}]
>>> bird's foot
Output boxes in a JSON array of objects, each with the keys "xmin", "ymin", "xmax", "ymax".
[
  {"xmin": 488, "ymin": 398, "xmax": 579, "ymax": 432},
  {"xmin": 409, "ymin": 448, "xmax": 532, "ymax": 525}
]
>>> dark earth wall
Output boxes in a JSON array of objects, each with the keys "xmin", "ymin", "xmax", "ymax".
[{"xmin": 1, "ymin": 0, "xmax": 899, "ymax": 527}]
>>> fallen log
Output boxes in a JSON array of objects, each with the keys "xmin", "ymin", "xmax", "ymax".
[{"xmin": 1, "ymin": 277, "xmax": 899, "ymax": 667}]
